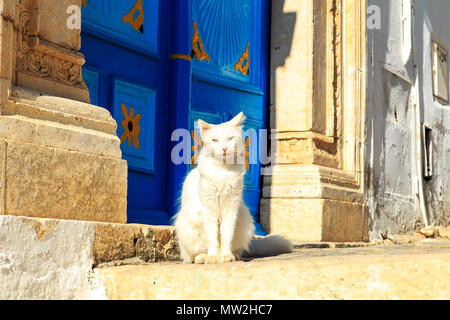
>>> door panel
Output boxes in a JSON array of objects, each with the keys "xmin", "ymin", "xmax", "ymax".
[
  {"xmin": 82, "ymin": 0, "xmax": 159, "ymax": 56},
  {"xmin": 190, "ymin": 0, "xmax": 261, "ymax": 88},
  {"xmin": 81, "ymin": 0, "xmax": 269, "ymax": 231},
  {"xmin": 81, "ymin": 0, "xmax": 170, "ymax": 224},
  {"xmin": 188, "ymin": 0, "xmax": 269, "ymax": 232},
  {"xmin": 112, "ymin": 79, "xmax": 157, "ymax": 174}
]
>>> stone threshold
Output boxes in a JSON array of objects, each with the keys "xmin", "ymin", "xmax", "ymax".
[
  {"xmin": 5, "ymin": 215, "xmax": 447, "ymax": 267},
  {"xmin": 1, "ymin": 214, "xmax": 448, "ymax": 299},
  {"xmin": 94, "ymin": 239, "xmax": 450, "ymax": 299}
]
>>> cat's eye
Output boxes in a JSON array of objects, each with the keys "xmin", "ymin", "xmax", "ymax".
[
  {"xmin": 228, "ymin": 137, "xmax": 235, "ymax": 141},
  {"xmin": 212, "ymin": 138, "xmax": 219, "ymax": 142}
]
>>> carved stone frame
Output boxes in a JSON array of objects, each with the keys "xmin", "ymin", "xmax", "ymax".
[
  {"xmin": 15, "ymin": 0, "xmax": 89, "ymax": 103},
  {"xmin": 261, "ymin": 0, "xmax": 367, "ymax": 241}
]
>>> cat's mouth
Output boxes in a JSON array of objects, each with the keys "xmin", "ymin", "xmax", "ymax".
[{"xmin": 220, "ymin": 150, "xmax": 243, "ymax": 164}]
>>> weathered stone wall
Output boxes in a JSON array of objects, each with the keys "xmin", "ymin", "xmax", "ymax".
[
  {"xmin": 365, "ymin": 0, "xmax": 450, "ymax": 240},
  {"xmin": 365, "ymin": 0, "xmax": 420, "ymax": 239},
  {"xmin": 414, "ymin": 0, "xmax": 450, "ymax": 228}
]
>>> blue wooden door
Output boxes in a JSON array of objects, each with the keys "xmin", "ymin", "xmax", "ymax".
[
  {"xmin": 168, "ymin": 0, "xmax": 270, "ymax": 235},
  {"xmin": 81, "ymin": 0, "xmax": 270, "ymax": 233},
  {"xmin": 190, "ymin": 0, "xmax": 270, "ymax": 235},
  {"xmin": 81, "ymin": 0, "xmax": 171, "ymax": 224}
]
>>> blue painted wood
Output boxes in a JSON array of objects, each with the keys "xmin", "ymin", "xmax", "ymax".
[
  {"xmin": 191, "ymin": 79, "xmax": 265, "ymax": 121},
  {"xmin": 127, "ymin": 208, "xmax": 170, "ymax": 226},
  {"xmin": 242, "ymin": 119, "xmax": 263, "ymax": 188},
  {"xmin": 165, "ymin": 0, "xmax": 192, "ymax": 217},
  {"xmin": 81, "ymin": 0, "xmax": 270, "ymax": 234},
  {"xmin": 82, "ymin": 66, "xmax": 100, "ymax": 106},
  {"xmin": 112, "ymin": 78, "xmax": 157, "ymax": 174},
  {"xmin": 188, "ymin": 0, "xmax": 270, "ymax": 235},
  {"xmin": 191, "ymin": 0, "xmax": 262, "ymax": 86},
  {"xmin": 82, "ymin": 0, "xmax": 159, "ymax": 56},
  {"xmin": 81, "ymin": 0, "xmax": 171, "ymax": 225},
  {"xmin": 192, "ymin": 0, "xmax": 251, "ymax": 67}
]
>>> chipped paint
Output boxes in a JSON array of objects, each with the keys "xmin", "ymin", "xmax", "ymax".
[{"xmin": 24, "ymin": 219, "xmax": 60, "ymax": 240}]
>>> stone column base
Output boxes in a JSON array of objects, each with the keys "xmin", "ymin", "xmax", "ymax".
[
  {"xmin": 261, "ymin": 198, "xmax": 368, "ymax": 242},
  {"xmin": 0, "ymin": 87, "xmax": 127, "ymax": 223},
  {"xmin": 260, "ymin": 165, "xmax": 368, "ymax": 242}
]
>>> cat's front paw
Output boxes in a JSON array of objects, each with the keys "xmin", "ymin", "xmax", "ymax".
[
  {"xmin": 194, "ymin": 254, "xmax": 207, "ymax": 264},
  {"xmin": 205, "ymin": 254, "xmax": 219, "ymax": 264},
  {"xmin": 219, "ymin": 254, "xmax": 236, "ymax": 263}
]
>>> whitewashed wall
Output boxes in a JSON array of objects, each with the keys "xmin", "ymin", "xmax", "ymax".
[
  {"xmin": 414, "ymin": 0, "xmax": 450, "ymax": 227},
  {"xmin": 365, "ymin": 0, "xmax": 450, "ymax": 240}
]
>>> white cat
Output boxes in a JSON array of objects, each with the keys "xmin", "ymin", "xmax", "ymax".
[{"xmin": 174, "ymin": 112, "xmax": 292, "ymax": 264}]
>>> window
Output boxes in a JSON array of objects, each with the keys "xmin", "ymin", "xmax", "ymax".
[{"xmin": 432, "ymin": 42, "xmax": 449, "ymax": 103}]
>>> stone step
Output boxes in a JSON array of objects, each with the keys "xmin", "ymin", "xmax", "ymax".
[
  {"xmin": 2, "ymin": 214, "xmax": 449, "ymax": 299},
  {"xmin": 0, "ymin": 215, "xmax": 180, "ymax": 299},
  {"xmin": 92, "ymin": 240, "xmax": 450, "ymax": 300}
]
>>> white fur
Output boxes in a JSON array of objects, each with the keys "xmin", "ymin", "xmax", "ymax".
[{"xmin": 174, "ymin": 112, "xmax": 292, "ymax": 264}]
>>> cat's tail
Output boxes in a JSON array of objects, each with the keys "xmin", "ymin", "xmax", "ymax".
[{"xmin": 243, "ymin": 234, "xmax": 293, "ymax": 258}]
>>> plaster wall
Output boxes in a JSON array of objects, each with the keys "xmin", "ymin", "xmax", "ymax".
[
  {"xmin": 0, "ymin": 215, "xmax": 98, "ymax": 299},
  {"xmin": 366, "ymin": 0, "xmax": 450, "ymax": 240},
  {"xmin": 0, "ymin": 214, "xmax": 180, "ymax": 299},
  {"xmin": 414, "ymin": 0, "xmax": 450, "ymax": 227},
  {"xmin": 366, "ymin": 0, "xmax": 419, "ymax": 239}
]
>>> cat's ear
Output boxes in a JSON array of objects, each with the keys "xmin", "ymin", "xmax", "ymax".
[
  {"xmin": 227, "ymin": 112, "xmax": 246, "ymax": 127},
  {"xmin": 198, "ymin": 119, "xmax": 213, "ymax": 137}
]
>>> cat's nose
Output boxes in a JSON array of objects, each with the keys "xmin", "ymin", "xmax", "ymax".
[{"xmin": 222, "ymin": 148, "xmax": 228, "ymax": 153}]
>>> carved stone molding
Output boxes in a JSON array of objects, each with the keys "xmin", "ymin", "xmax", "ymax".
[
  {"xmin": 13, "ymin": 0, "xmax": 89, "ymax": 103},
  {"xmin": 16, "ymin": 5, "xmax": 87, "ymax": 91}
]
